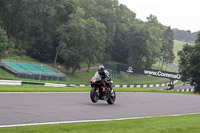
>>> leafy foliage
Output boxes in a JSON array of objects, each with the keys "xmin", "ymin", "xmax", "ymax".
[
  {"xmin": 160, "ymin": 27, "xmax": 175, "ymax": 69},
  {"xmin": 178, "ymin": 32, "xmax": 200, "ymax": 92},
  {"xmin": 173, "ymin": 28, "xmax": 198, "ymax": 44},
  {"xmin": 0, "ymin": 0, "xmax": 175, "ymax": 72},
  {"xmin": 0, "ymin": 26, "xmax": 9, "ymax": 57}
]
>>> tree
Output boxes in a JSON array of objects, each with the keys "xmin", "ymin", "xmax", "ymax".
[
  {"xmin": 59, "ymin": 7, "xmax": 106, "ymax": 73},
  {"xmin": 178, "ymin": 44, "xmax": 193, "ymax": 81},
  {"xmin": 1, "ymin": 0, "xmax": 29, "ymax": 55},
  {"xmin": 0, "ymin": 26, "xmax": 9, "ymax": 58},
  {"xmin": 160, "ymin": 27, "xmax": 175, "ymax": 70},
  {"xmin": 53, "ymin": 24, "xmax": 69, "ymax": 67},
  {"xmin": 112, "ymin": 23, "xmax": 129, "ymax": 63},
  {"xmin": 126, "ymin": 23, "xmax": 150, "ymax": 67},
  {"xmin": 23, "ymin": 0, "xmax": 76, "ymax": 61},
  {"xmin": 25, "ymin": 0, "xmax": 58, "ymax": 61},
  {"xmin": 112, "ymin": 14, "xmax": 165, "ymax": 68},
  {"xmin": 0, "ymin": 0, "xmax": 12, "ymax": 22},
  {"xmin": 115, "ymin": 4, "xmax": 136, "ymax": 24},
  {"xmin": 78, "ymin": 0, "xmax": 97, "ymax": 19},
  {"xmin": 195, "ymin": 32, "xmax": 200, "ymax": 43},
  {"xmin": 83, "ymin": 17, "xmax": 106, "ymax": 72},
  {"xmin": 145, "ymin": 15, "xmax": 164, "ymax": 68},
  {"xmin": 59, "ymin": 7, "xmax": 86, "ymax": 73},
  {"xmin": 0, "ymin": 0, "xmax": 178, "ymax": 74},
  {"xmin": 112, "ymin": 4, "xmax": 136, "ymax": 63},
  {"xmin": 94, "ymin": 0, "xmax": 118, "ymax": 60},
  {"xmin": 173, "ymin": 28, "xmax": 198, "ymax": 44},
  {"xmin": 178, "ymin": 32, "xmax": 200, "ymax": 92}
]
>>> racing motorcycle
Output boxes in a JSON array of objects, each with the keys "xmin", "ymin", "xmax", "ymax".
[{"xmin": 90, "ymin": 74, "xmax": 116, "ymax": 104}]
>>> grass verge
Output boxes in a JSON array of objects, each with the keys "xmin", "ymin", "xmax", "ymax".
[
  {"xmin": 0, "ymin": 85, "xmax": 192, "ymax": 95},
  {"xmin": 173, "ymin": 40, "xmax": 192, "ymax": 65},
  {"xmin": 0, "ymin": 114, "xmax": 200, "ymax": 133},
  {"xmin": 0, "ymin": 68, "xmax": 170, "ymax": 85}
]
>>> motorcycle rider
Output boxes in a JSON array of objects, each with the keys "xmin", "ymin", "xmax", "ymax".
[{"xmin": 95, "ymin": 65, "xmax": 114, "ymax": 96}]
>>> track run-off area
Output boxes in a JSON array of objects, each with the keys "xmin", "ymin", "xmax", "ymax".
[{"xmin": 0, "ymin": 92, "xmax": 200, "ymax": 127}]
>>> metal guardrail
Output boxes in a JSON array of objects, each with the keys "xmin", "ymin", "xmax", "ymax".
[{"xmin": 0, "ymin": 80, "xmax": 194, "ymax": 92}]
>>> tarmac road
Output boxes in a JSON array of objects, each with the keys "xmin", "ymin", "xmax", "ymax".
[
  {"xmin": 166, "ymin": 63, "xmax": 194, "ymax": 91},
  {"xmin": 0, "ymin": 92, "xmax": 200, "ymax": 127},
  {"xmin": 169, "ymin": 63, "xmax": 179, "ymax": 71}
]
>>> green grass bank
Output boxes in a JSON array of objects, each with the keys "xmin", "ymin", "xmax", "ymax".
[{"xmin": 0, "ymin": 114, "xmax": 200, "ymax": 133}]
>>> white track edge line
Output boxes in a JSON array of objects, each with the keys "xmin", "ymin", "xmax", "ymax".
[
  {"xmin": 0, "ymin": 112, "xmax": 199, "ymax": 128},
  {"xmin": 0, "ymin": 92, "xmax": 89, "ymax": 94},
  {"xmin": 0, "ymin": 92, "xmax": 152, "ymax": 94}
]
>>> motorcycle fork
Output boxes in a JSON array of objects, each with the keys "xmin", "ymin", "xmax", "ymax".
[
  {"xmin": 92, "ymin": 86, "xmax": 99, "ymax": 95},
  {"xmin": 95, "ymin": 87, "xmax": 100, "ymax": 97}
]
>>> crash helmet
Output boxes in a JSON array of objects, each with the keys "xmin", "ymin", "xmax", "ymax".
[{"xmin": 98, "ymin": 65, "xmax": 105, "ymax": 76}]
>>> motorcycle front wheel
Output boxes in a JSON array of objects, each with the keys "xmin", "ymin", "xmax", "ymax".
[
  {"xmin": 90, "ymin": 87, "xmax": 99, "ymax": 103},
  {"xmin": 107, "ymin": 91, "xmax": 116, "ymax": 104}
]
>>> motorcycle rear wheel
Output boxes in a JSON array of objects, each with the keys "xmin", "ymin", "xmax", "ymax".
[{"xmin": 90, "ymin": 87, "xmax": 99, "ymax": 103}]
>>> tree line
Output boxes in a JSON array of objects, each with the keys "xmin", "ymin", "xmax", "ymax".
[
  {"xmin": 0, "ymin": 0, "xmax": 174, "ymax": 73},
  {"xmin": 173, "ymin": 28, "xmax": 198, "ymax": 44}
]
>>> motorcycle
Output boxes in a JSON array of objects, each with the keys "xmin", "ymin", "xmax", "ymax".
[{"xmin": 90, "ymin": 74, "xmax": 116, "ymax": 104}]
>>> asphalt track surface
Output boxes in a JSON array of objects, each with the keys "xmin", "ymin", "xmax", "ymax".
[{"xmin": 0, "ymin": 92, "xmax": 200, "ymax": 127}]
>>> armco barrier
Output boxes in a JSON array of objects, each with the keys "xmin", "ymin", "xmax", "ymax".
[
  {"xmin": 0, "ymin": 80, "xmax": 174, "ymax": 88},
  {"xmin": 173, "ymin": 88, "xmax": 194, "ymax": 92},
  {"xmin": 22, "ymin": 81, "xmax": 45, "ymax": 85},
  {"xmin": 0, "ymin": 80, "xmax": 194, "ymax": 92},
  {"xmin": 45, "ymin": 83, "xmax": 67, "ymax": 87},
  {"xmin": 0, "ymin": 80, "xmax": 22, "ymax": 86}
]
